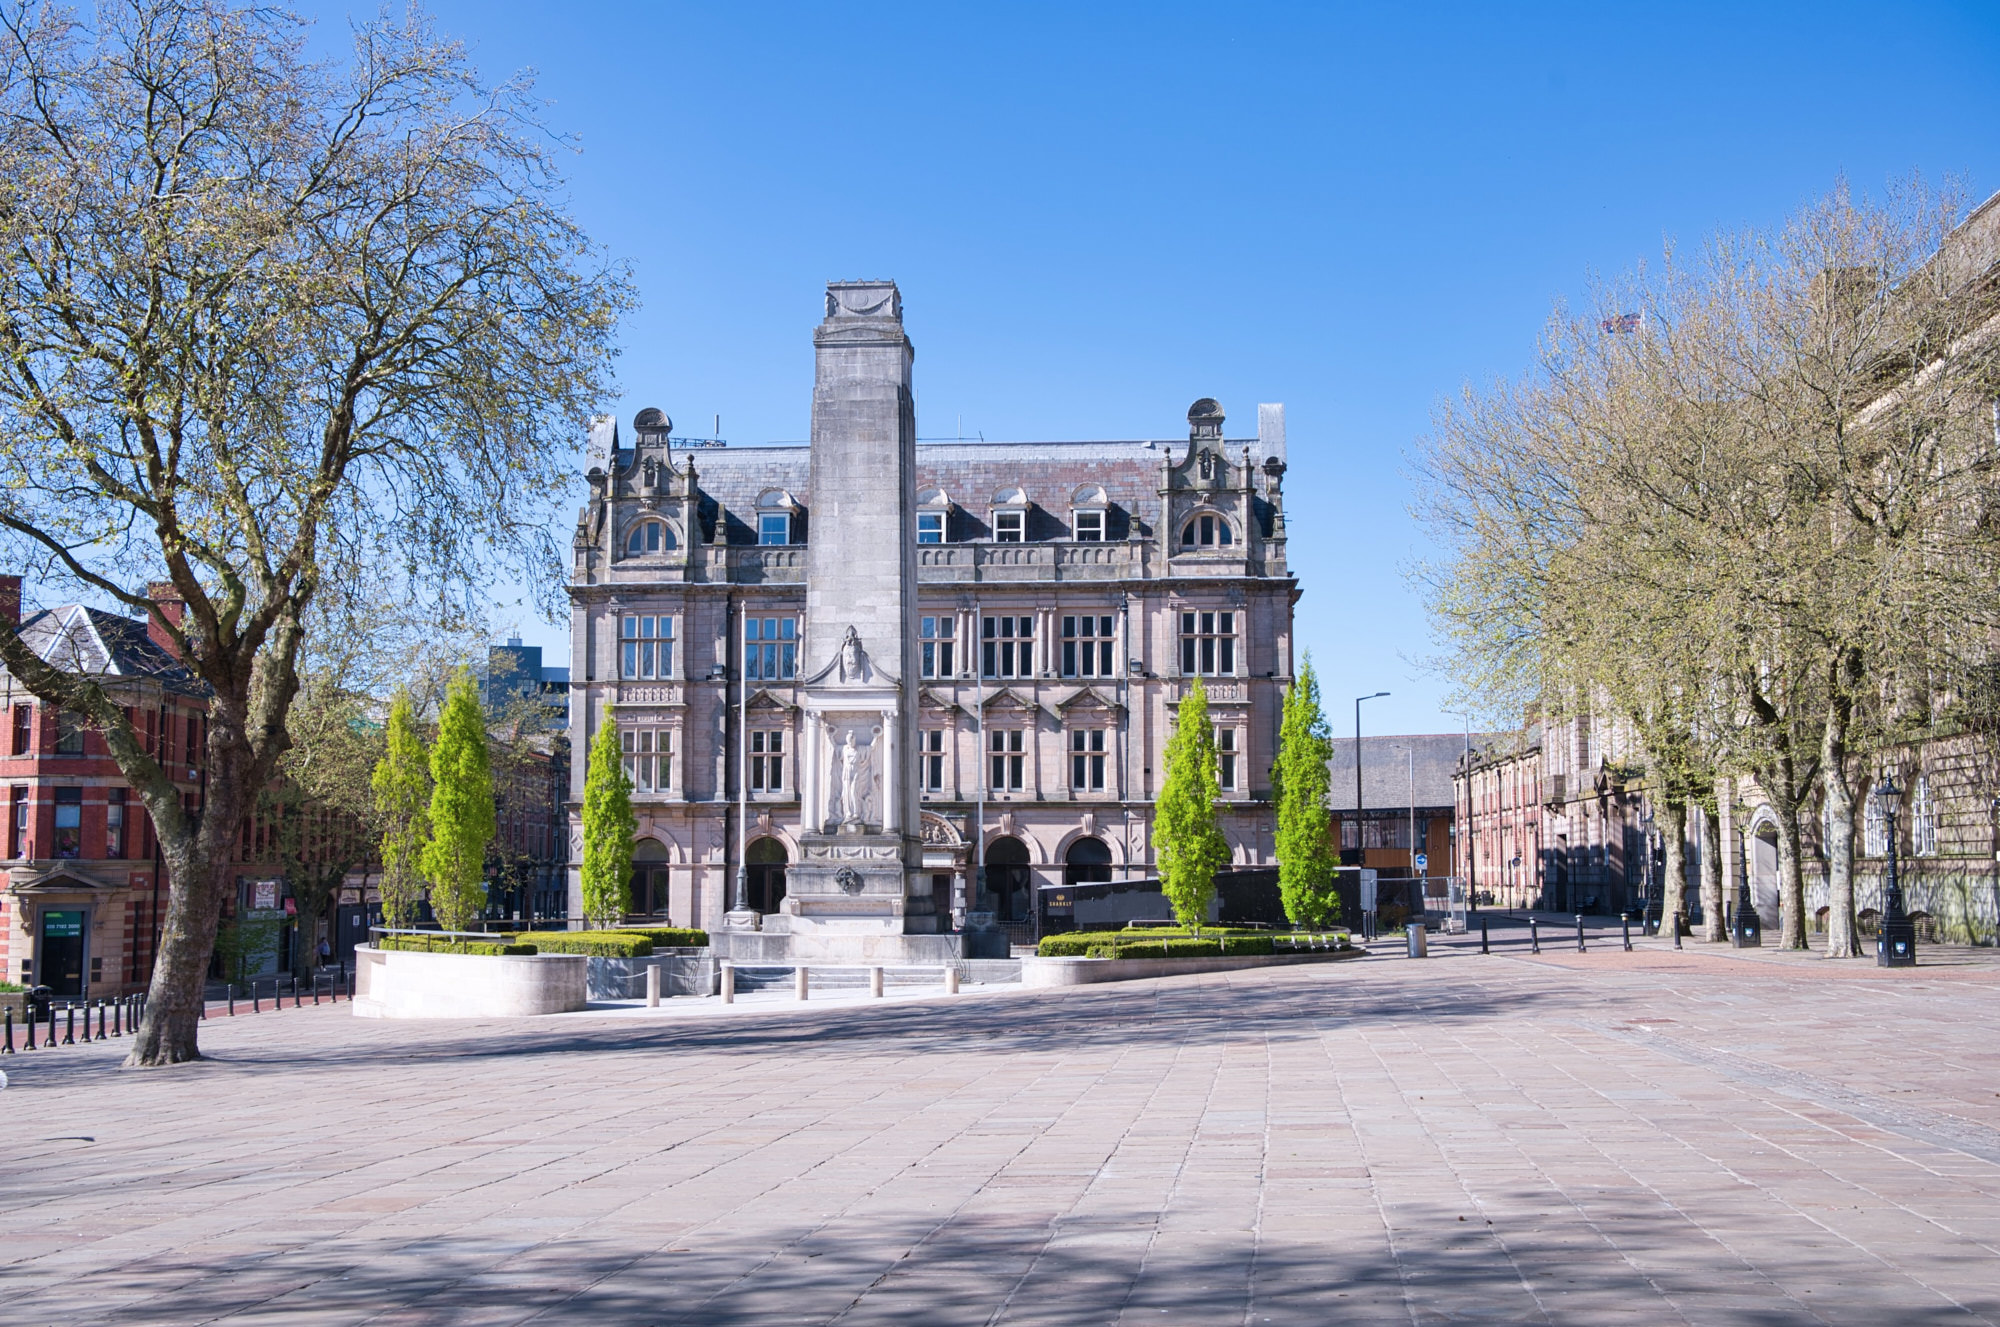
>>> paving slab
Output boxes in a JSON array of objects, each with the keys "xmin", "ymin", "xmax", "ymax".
[{"xmin": 4, "ymin": 940, "xmax": 2000, "ymax": 1324}]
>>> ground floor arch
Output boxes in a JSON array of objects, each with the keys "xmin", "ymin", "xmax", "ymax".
[
  {"xmin": 1063, "ymin": 835, "xmax": 1113, "ymax": 888},
  {"xmin": 985, "ymin": 835, "xmax": 1032, "ymax": 922},
  {"xmin": 747, "ymin": 836, "xmax": 788, "ymax": 915}
]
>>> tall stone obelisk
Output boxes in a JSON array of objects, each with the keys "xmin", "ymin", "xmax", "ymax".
[{"xmin": 763, "ymin": 280, "xmax": 947, "ymax": 960}]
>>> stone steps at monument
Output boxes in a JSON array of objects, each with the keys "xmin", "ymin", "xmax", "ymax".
[{"xmin": 728, "ymin": 961, "xmax": 1021, "ymax": 991}]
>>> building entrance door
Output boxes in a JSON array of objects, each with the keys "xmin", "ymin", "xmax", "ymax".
[
  {"xmin": 40, "ymin": 909, "xmax": 85, "ymax": 996},
  {"xmin": 747, "ymin": 837, "xmax": 788, "ymax": 914}
]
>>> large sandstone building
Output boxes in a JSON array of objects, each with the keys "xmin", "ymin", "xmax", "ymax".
[{"xmin": 566, "ymin": 281, "xmax": 1296, "ymax": 955}]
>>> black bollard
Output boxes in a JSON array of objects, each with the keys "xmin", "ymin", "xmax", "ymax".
[
  {"xmin": 96, "ymin": 1001, "xmax": 106, "ymax": 1040},
  {"xmin": 1480, "ymin": 916, "xmax": 1490, "ymax": 954},
  {"xmin": 1529, "ymin": 917, "xmax": 1540, "ymax": 953},
  {"xmin": 3, "ymin": 1007, "xmax": 11, "ymax": 1053},
  {"xmin": 313, "ymin": 973, "xmax": 321, "ymax": 1006},
  {"xmin": 113, "ymin": 997, "xmax": 122, "ymax": 1036},
  {"xmin": 78, "ymin": 1001, "xmax": 90, "ymax": 1043},
  {"xmin": 294, "ymin": 975, "xmax": 302, "ymax": 1009},
  {"xmin": 1622, "ymin": 916, "xmax": 1633, "ymax": 952},
  {"xmin": 1576, "ymin": 914, "xmax": 1587, "ymax": 953},
  {"xmin": 252, "ymin": 983, "xmax": 260, "ymax": 1014},
  {"xmin": 63, "ymin": 1003, "xmax": 75, "ymax": 1044},
  {"xmin": 227, "ymin": 985, "xmax": 235, "ymax": 1017},
  {"xmin": 24, "ymin": 1005, "xmax": 35, "ymax": 1049},
  {"xmin": 1673, "ymin": 915, "xmax": 1683, "ymax": 950}
]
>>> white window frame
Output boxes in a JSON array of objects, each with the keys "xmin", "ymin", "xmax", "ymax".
[
  {"xmin": 1913, "ymin": 775, "xmax": 1937, "ymax": 857},
  {"xmin": 625, "ymin": 518, "xmax": 675, "ymax": 556},
  {"xmin": 1061, "ymin": 614, "xmax": 1115, "ymax": 678},
  {"xmin": 982, "ymin": 615, "xmax": 1033, "ymax": 679},
  {"xmin": 1178, "ymin": 609, "xmax": 1236, "ymax": 676},
  {"xmin": 750, "ymin": 730, "xmax": 786, "ymax": 793},
  {"xmin": 1071, "ymin": 509, "xmax": 1105, "ymax": 542},
  {"xmin": 989, "ymin": 728, "xmax": 1025, "ymax": 792},
  {"xmin": 745, "ymin": 616, "xmax": 798, "ymax": 681},
  {"xmin": 1069, "ymin": 728, "xmax": 1107, "ymax": 791},
  {"xmin": 758, "ymin": 512, "xmax": 792, "ymax": 546},
  {"xmin": 993, "ymin": 509, "xmax": 1025, "ymax": 543},
  {"xmin": 621, "ymin": 615, "xmax": 675, "ymax": 680},
  {"xmin": 1214, "ymin": 725, "xmax": 1238, "ymax": 792},
  {"xmin": 916, "ymin": 511, "xmax": 945, "ymax": 544},
  {"xmin": 920, "ymin": 616, "xmax": 956, "ymax": 678},
  {"xmin": 621, "ymin": 727, "xmax": 673, "ymax": 795},
  {"xmin": 921, "ymin": 729, "xmax": 946, "ymax": 792},
  {"xmin": 1180, "ymin": 513, "xmax": 1234, "ymax": 548},
  {"xmin": 1863, "ymin": 789, "xmax": 1889, "ymax": 857}
]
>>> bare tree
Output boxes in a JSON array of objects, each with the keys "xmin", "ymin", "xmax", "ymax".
[{"xmin": 0, "ymin": 1, "xmax": 631, "ymax": 1063}]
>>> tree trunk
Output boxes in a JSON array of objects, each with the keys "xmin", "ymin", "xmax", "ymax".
[
  {"xmin": 1698, "ymin": 801, "xmax": 1726, "ymax": 941},
  {"xmin": 1659, "ymin": 795, "xmax": 1689, "ymax": 934},
  {"xmin": 126, "ymin": 703, "xmax": 261, "ymax": 1066},
  {"xmin": 1773, "ymin": 798, "xmax": 1808, "ymax": 950},
  {"xmin": 1821, "ymin": 695, "xmax": 1862, "ymax": 957}
]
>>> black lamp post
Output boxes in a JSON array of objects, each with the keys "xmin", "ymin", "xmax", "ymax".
[
  {"xmin": 1876, "ymin": 773, "xmax": 1916, "ymax": 968},
  {"xmin": 1640, "ymin": 806, "xmax": 1658, "ymax": 935},
  {"xmin": 1731, "ymin": 807, "xmax": 1762, "ymax": 949}
]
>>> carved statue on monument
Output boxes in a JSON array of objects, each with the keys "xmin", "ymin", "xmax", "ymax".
[
  {"xmin": 836, "ymin": 625, "xmax": 868, "ymax": 683},
  {"xmin": 838, "ymin": 730, "xmax": 865, "ymax": 826}
]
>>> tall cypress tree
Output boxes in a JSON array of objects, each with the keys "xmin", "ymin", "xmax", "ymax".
[
  {"xmin": 420, "ymin": 669, "xmax": 494, "ymax": 932},
  {"xmin": 1272, "ymin": 652, "xmax": 1340, "ymax": 926},
  {"xmin": 1156, "ymin": 677, "xmax": 1230, "ymax": 932},
  {"xmin": 580, "ymin": 704, "xmax": 635, "ymax": 929},
  {"xmin": 370, "ymin": 690, "xmax": 432, "ymax": 929}
]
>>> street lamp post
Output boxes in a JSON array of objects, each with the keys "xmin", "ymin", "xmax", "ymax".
[
  {"xmin": 1731, "ymin": 806, "xmax": 1762, "ymax": 949},
  {"xmin": 1640, "ymin": 806, "xmax": 1657, "ymax": 935},
  {"xmin": 1355, "ymin": 691, "xmax": 1388, "ymax": 931},
  {"xmin": 1876, "ymin": 773, "xmax": 1916, "ymax": 968}
]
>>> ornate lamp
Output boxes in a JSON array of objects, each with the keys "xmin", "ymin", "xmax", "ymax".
[{"xmin": 1875, "ymin": 773, "xmax": 1916, "ymax": 968}]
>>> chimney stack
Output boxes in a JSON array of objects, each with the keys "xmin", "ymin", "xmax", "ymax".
[
  {"xmin": 0, "ymin": 575, "xmax": 20, "ymax": 628},
  {"xmin": 147, "ymin": 581, "xmax": 186, "ymax": 659}
]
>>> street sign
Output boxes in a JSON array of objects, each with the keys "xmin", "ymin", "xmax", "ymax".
[{"xmin": 1414, "ymin": 853, "xmax": 1428, "ymax": 872}]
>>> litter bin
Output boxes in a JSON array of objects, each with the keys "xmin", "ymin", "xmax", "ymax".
[
  {"xmin": 1405, "ymin": 923, "xmax": 1427, "ymax": 959},
  {"xmin": 26, "ymin": 985, "xmax": 51, "ymax": 1021}
]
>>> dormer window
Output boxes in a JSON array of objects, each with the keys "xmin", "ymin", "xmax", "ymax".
[
  {"xmin": 1072, "ymin": 511, "xmax": 1103, "ymax": 541},
  {"xmin": 1181, "ymin": 514, "xmax": 1233, "ymax": 548},
  {"xmin": 990, "ymin": 486, "xmax": 1029, "ymax": 544},
  {"xmin": 1070, "ymin": 484, "xmax": 1109, "ymax": 542},
  {"xmin": 755, "ymin": 488, "xmax": 801, "ymax": 546},
  {"xmin": 625, "ymin": 519, "xmax": 676, "ymax": 556},
  {"xmin": 917, "ymin": 512, "xmax": 944, "ymax": 543}
]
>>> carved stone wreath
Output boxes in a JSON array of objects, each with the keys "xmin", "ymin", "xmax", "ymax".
[{"xmin": 836, "ymin": 867, "xmax": 864, "ymax": 896}]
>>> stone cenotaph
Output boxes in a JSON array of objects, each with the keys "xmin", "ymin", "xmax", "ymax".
[{"xmin": 713, "ymin": 281, "xmax": 961, "ymax": 965}]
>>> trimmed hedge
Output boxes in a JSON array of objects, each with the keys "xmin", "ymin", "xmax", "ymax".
[
  {"xmin": 376, "ymin": 936, "xmax": 538, "ymax": 956},
  {"xmin": 1036, "ymin": 931, "xmax": 1278, "ymax": 959},
  {"xmin": 613, "ymin": 927, "xmax": 710, "ymax": 948},
  {"xmin": 504, "ymin": 931, "xmax": 654, "ymax": 957}
]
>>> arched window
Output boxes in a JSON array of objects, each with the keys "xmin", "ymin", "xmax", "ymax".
[
  {"xmin": 1180, "ymin": 513, "xmax": 1233, "ymax": 548},
  {"xmin": 1912, "ymin": 775, "xmax": 1937, "ymax": 857},
  {"xmin": 1063, "ymin": 836, "xmax": 1113, "ymax": 887},
  {"xmin": 1863, "ymin": 787, "xmax": 1889, "ymax": 857},
  {"xmin": 625, "ymin": 519, "xmax": 676, "ymax": 556}
]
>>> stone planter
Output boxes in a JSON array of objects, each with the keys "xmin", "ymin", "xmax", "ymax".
[
  {"xmin": 1020, "ymin": 948, "xmax": 1365, "ymax": 988},
  {"xmin": 351, "ymin": 945, "xmax": 587, "ymax": 1018}
]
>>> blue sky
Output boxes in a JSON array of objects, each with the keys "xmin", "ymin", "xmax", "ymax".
[{"xmin": 350, "ymin": 1, "xmax": 2000, "ymax": 737}]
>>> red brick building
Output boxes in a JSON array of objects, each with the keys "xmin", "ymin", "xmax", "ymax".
[{"xmin": 0, "ymin": 579, "xmax": 212, "ymax": 997}]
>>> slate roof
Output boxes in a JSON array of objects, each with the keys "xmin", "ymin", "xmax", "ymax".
[
  {"xmin": 11, "ymin": 604, "xmax": 204, "ymax": 695},
  {"xmin": 668, "ymin": 437, "xmax": 1269, "ymax": 547},
  {"xmin": 1327, "ymin": 733, "xmax": 1494, "ymax": 813}
]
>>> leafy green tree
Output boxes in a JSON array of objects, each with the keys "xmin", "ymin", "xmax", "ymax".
[
  {"xmin": 1272, "ymin": 654, "xmax": 1339, "ymax": 926},
  {"xmin": 580, "ymin": 705, "xmax": 635, "ymax": 929},
  {"xmin": 372, "ymin": 692, "xmax": 433, "ymax": 929},
  {"xmin": 422, "ymin": 669, "xmax": 495, "ymax": 932},
  {"xmin": 1156, "ymin": 678, "xmax": 1230, "ymax": 932}
]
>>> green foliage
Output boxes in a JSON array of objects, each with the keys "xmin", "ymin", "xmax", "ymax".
[
  {"xmin": 1155, "ymin": 678, "xmax": 1230, "ymax": 931},
  {"xmin": 1272, "ymin": 653, "xmax": 1340, "ymax": 926},
  {"xmin": 506, "ymin": 931, "xmax": 653, "ymax": 957},
  {"xmin": 421, "ymin": 670, "xmax": 495, "ymax": 933},
  {"xmin": 211, "ymin": 915, "xmax": 284, "ymax": 983},
  {"xmin": 375, "ymin": 935, "xmax": 537, "ymax": 956},
  {"xmin": 1036, "ymin": 927, "xmax": 1283, "ymax": 958},
  {"xmin": 580, "ymin": 703, "xmax": 635, "ymax": 928},
  {"xmin": 0, "ymin": 979, "xmax": 26, "ymax": 992},
  {"xmin": 614, "ymin": 927, "xmax": 710, "ymax": 948},
  {"xmin": 371, "ymin": 691, "xmax": 433, "ymax": 928}
]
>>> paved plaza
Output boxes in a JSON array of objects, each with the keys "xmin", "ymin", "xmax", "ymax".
[{"xmin": 7, "ymin": 933, "xmax": 2000, "ymax": 1325}]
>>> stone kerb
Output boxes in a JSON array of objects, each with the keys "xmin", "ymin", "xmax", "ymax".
[
  {"xmin": 1020, "ymin": 949, "xmax": 1365, "ymax": 987},
  {"xmin": 351, "ymin": 944, "xmax": 587, "ymax": 1018}
]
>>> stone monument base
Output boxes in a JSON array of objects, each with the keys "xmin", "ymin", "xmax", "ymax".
[{"xmin": 708, "ymin": 928, "xmax": 966, "ymax": 965}]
